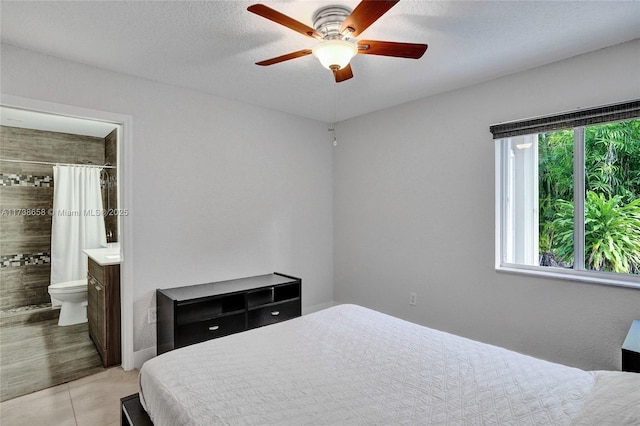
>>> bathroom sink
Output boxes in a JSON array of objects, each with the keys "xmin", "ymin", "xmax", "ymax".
[
  {"xmin": 83, "ymin": 243, "xmax": 121, "ymax": 265},
  {"xmin": 99, "ymin": 247, "xmax": 120, "ymax": 255}
]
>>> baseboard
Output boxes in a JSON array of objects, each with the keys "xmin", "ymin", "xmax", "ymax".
[{"xmin": 133, "ymin": 346, "xmax": 156, "ymax": 369}]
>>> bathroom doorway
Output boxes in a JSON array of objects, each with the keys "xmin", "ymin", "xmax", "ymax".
[{"xmin": 0, "ymin": 104, "xmax": 125, "ymax": 401}]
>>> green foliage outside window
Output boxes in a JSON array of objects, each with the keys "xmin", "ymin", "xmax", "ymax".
[{"xmin": 538, "ymin": 119, "xmax": 640, "ymax": 274}]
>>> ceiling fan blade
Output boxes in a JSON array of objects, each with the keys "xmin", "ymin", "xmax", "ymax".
[
  {"xmin": 334, "ymin": 64, "xmax": 354, "ymax": 83},
  {"xmin": 256, "ymin": 49, "xmax": 313, "ymax": 66},
  {"xmin": 248, "ymin": 4, "xmax": 323, "ymax": 39},
  {"xmin": 357, "ymin": 40, "xmax": 428, "ymax": 59},
  {"xmin": 340, "ymin": 0, "xmax": 400, "ymax": 38}
]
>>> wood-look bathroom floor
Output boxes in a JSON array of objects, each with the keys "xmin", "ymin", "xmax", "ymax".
[{"xmin": 0, "ymin": 308, "xmax": 105, "ymax": 402}]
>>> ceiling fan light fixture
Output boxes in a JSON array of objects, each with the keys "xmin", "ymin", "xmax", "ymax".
[
  {"xmin": 248, "ymin": 1, "xmax": 428, "ymax": 83},
  {"xmin": 312, "ymin": 39, "xmax": 357, "ymax": 71}
]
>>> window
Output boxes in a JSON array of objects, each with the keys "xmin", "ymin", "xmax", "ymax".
[{"xmin": 492, "ymin": 101, "xmax": 640, "ymax": 288}]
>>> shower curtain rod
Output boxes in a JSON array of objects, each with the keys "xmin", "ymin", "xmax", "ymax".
[{"xmin": 0, "ymin": 158, "xmax": 115, "ymax": 169}]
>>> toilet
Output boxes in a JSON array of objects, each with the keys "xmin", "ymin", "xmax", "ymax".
[{"xmin": 48, "ymin": 279, "xmax": 88, "ymax": 326}]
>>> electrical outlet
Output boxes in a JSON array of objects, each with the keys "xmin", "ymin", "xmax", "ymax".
[
  {"xmin": 409, "ymin": 292, "xmax": 417, "ymax": 306},
  {"xmin": 148, "ymin": 307, "xmax": 158, "ymax": 324}
]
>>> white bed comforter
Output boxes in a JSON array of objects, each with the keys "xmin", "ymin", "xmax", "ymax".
[{"xmin": 139, "ymin": 304, "xmax": 639, "ymax": 425}]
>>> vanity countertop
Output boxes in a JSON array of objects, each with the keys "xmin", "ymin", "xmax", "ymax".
[{"xmin": 83, "ymin": 243, "xmax": 121, "ymax": 266}]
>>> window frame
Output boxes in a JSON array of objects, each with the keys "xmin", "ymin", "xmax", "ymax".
[{"xmin": 492, "ymin": 101, "xmax": 640, "ymax": 290}]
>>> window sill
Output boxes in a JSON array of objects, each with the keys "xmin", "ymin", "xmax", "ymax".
[{"xmin": 496, "ymin": 264, "xmax": 640, "ymax": 290}]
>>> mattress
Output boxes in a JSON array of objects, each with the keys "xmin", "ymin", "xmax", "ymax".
[{"xmin": 139, "ymin": 304, "xmax": 640, "ymax": 425}]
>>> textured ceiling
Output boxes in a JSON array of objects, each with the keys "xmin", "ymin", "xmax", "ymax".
[{"xmin": 1, "ymin": 1, "xmax": 639, "ymax": 123}]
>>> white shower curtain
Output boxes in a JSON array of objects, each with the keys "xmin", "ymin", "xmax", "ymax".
[{"xmin": 51, "ymin": 165, "xmax": 107, "ymax": 285}]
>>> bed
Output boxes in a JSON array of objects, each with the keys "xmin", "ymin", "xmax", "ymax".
[{"xmin": 133, "ymin": 304, "xmax": 639, "ymax": 425}]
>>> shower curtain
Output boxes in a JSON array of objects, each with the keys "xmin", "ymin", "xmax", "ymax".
[{"xmin": 50, "ymin": 165, "xmax": 107, "ymax": 285}]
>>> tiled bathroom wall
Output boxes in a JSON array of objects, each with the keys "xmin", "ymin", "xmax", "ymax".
[{"xmin": 0, "ymin": 126, "xmax": 108, "ymax": 312}]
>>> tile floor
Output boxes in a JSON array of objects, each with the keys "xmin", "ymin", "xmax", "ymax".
[{"xmin": 0, "ymin": 367, "xmax": 139, "ymax": 426}]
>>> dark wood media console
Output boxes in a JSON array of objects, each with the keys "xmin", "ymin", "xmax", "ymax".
[{"xmin": 156, "ymin": 272, "xmax": 301, "ymax": 354}]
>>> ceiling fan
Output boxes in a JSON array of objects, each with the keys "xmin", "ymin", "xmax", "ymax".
[{"xmin": 247, "ymin": 0, "xmax": 428, "ymax": 83}]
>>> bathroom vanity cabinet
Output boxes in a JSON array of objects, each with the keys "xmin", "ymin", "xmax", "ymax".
[{"xmin": 87, "ymin": 258, "xmax": 121, "ymax": 367}]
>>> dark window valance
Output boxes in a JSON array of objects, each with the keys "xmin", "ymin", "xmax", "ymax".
[{"xmin": 490, "ymin": 99, "xmax": 640, "ymax": 139}]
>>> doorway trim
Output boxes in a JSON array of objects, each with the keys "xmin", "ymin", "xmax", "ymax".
[{"xmin": 1, "ymin": 94, "xmax": 135, "ymax": 370}]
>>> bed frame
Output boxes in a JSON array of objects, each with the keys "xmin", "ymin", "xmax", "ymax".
[{"xmin": 121, "ymin": 393, "xmax": 153, "ymax": 426}]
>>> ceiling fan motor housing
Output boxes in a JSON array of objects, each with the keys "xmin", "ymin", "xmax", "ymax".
[{"xmin": 312, "ymin": 5, "xmax": 352, "ymax": 40}]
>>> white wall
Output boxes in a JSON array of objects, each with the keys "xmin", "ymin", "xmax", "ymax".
[
  {"xmin": 1, "ymin": 44, "xmax": 334, "ymax": 357},
  {"xmin": 334, "ymin": 39, "xmax": 640, "ymax": 371}
]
